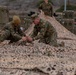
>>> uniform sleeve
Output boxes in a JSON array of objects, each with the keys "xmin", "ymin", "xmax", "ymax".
[
  {"xmin": 31, "ymin": 27, "xmax": 38, "ymax": 38},
  {"xmin": 10, "ymin": 27, "xmax": 22, "ymax": 40},
  {"xmin": 18, "ymin": 27, "xmax": 26, "ymax": 36},
  {"xmin": 34, "ymin": 23, "xmax": 47, "ymax": 40},
  {"xmin": 0, "ymin": 30, "xmax": 10, "ymax": 42}
]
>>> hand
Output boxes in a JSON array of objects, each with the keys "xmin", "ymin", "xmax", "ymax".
[
  {"xmin": 26, "ymin": 36, "xmax": 33, "ymax": 42},
  {"xmin": 22, "ymin": 37, "xmax": 27, "ymax": 41}
]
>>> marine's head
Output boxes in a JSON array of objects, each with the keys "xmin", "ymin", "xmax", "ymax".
[
  {"xmin": 12, "ymin": 15, "xmax": 21, "ymax": 26},
  {"xmin": 44, "ymin": 0, "xmax": 48, "ymax": 4},
  {"xmin": 31, "ymin": 13, "xmax": 40, "ymax": 25},
  {"xmin": 28, "ymin": 11, "xmax": 40, "ymax": 25}
]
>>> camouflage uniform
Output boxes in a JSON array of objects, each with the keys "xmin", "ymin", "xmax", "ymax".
[
  {"xmin": 39, "ymin": 2, "xmax": 53, "ymax": 16},
  {"xmin": 0, "ymin": 22, "xmax": 25, "ymax": 43},
  {"xmin": 32, "ymin": 19, "xmax": 58, "ymax": 46}
]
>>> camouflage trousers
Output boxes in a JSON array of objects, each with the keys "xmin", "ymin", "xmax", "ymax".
[{"xmin": 39, "ymin": 32, "xmax": 58, "ymax": 46}]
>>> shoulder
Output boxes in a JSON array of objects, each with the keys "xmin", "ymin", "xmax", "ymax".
[
  {"xmin": 40, "ymin": 19, "xmax": 50, "ymax": 25},
  {"xmin": 48, "ymin": 2, "xmax": 52, "ymax": 5},
  {"xmin": 45, "ymin": 21, "xmax": 50, "ymax": 26},
  {"xmin": 40, "ymin": 19, "xmax": 46, "ymax": 26},
  {"xmin": 6, "ymin": 22, "xmax": 12, "ymax": 26},
  {"xmin": 48, "ymin": 2, "xmax": 53, "ymax": 7},
  {"xmin": 40, "ymin": 19, "xmax": 45, "ymax": 23},
  {"xmin": 4, "ymin": 22, "xmax": 12, "ymax": 29},
  {"xmin": 39, "ymin": 2, "xmax": 44, "ymax": 6},
  {"xmin": 45, "ymin": 21, "xmax": 54, "ymax": 28},
  {"xmin": 40, "ymin": 19, "xmax": 48, "ymax": 28}
]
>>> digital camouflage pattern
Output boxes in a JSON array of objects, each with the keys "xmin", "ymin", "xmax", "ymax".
[
  {"xmin": 32, "ymin": 19, "xmax": 58, "ymax": 46},
  {"xmin": 39, "ymin": 2, "xmax": 53, "ymax": 16},
  {"xmin": 0, "ymin": 22, "xmax": 25, "ymax": 43}
]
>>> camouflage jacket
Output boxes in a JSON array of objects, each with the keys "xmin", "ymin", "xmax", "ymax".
[
  {"xmin": 38, "ymin": 2, "xmax": 53, "ymax": 16},
  {"xmin": 32, "ymin": 19, "xmax": 57, "ymax": 40},
  {"xmin": 0, "ymin": 22, "xmax": 25, "ymax": 42}
]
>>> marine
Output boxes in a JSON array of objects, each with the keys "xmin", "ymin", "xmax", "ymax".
[
  {"xmin": 38, "ymin": 0, "xmax": 53, "ymax": 17},
  {"xmin": 30, "ymin": 13, "xmax": 58, "ymax": 46},
  {"xmin": 0, "ymin": 16, "xmax": 32, "ymax": 44}
]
